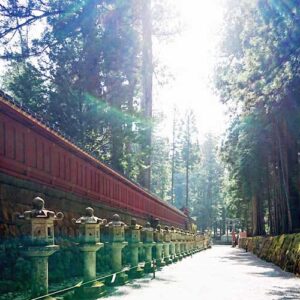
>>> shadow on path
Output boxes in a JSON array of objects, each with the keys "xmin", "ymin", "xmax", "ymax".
[
  {"xmin": 102, "ymin": 246, "xmax": 300, "ymax": 300},
  {"xmin": 218, "ymin": 247, "xmax": 295, "ymax": 280},
  {"xmin": 104, "ymin": 273, "xmax": 177, "ymax": 298},
  {"xmin": 267, "ymin": 286, "xmax": 300, "ymax": 300}
]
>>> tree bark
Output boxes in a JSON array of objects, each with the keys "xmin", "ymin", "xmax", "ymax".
[
  {"xmin": 140, "ymin": 0, "xmax": 153, "ymax": 190},
  {"xmin": 185, "ymin": 113, "xmax": 190, "ymax": 209},
  {"xmin": 171, "ymin": 107, "xmax": 176, "ymax": 205}
]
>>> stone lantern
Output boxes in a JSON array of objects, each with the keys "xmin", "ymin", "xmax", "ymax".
[
  {"xmin": 170, "ymin": 227, "xmax": 178, "ymax": 262},
  {"xmin": 191, "ymin": 232, "xmax": 196, "ymax": 254},
  {"xmin": 194, "ymin": 233, "xmax": 198, "ymax": 253},
  {"xmin": 204, "ymin": 230, "xmax": 212, "ymax": 249},
  {"xmin": 16, "ymin": 197, "xmax": 63, "ymax": 298},
  {"xmin": 175, "ymin": 228, "xmax": 183, "ymax": 260},
  {"xmin": 195, "ymin": 233, "xmax": 200, "ymax": 251},
  {"xmin": 153, "ymin": 224, "xmax": 165, "ymax": 267},
  {"xmin": 141, "ymin": 222, "xmax": 155, "ymax": 273},
  {"xmin": 186, "ymin": 232, "xmax": 191, "ymax": 255},
  {"xmin": 200, "ymin": 233, "xmax": 205, "ymax": 250},
  {"xmin": 179, "ymin": 230, "xmax": 186, "ymax": 257},
  {"xmin": 182, "ymin": 231, "xmax": 188, "ymax": 257},
  {"xmin": 163, "ymin": 226, "xmax": 172, "ymax": 264},
  {"xmin": 106, "ymin": 214, "xmax": 128, "ymax": 285},
  {"xmin": 125, "ymin": 218, "xmax": 144, "ymax": 278},
  {"xmin": 188, "ymin": 232, "xmax": 192, "ymax": 253},
  {"xmin": 73, "ymin": 207, "xmax": 105, "ymax": 298}
]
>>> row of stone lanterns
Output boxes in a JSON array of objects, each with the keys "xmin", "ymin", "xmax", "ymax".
[{"xmin": 16, "ymin": 197, "xmax": 211, "ymax": 299}]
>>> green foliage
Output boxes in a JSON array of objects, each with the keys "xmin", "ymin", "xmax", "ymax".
[
  {"xmin": 191, "ymin": 134, "xmax": 224, "ymax": 232},
  {"xmin": 3, "ymin": 62, "xmax": 49, "ymax": 115},
  {"xmin": 151, "ymin": 134, "xmax": 171, "ymax": 201},
  {"xmin": 216, "ymin": 0, "xmax": 300, "ymax": 235},
  {"xmin": 0, "ymin": 0, "xmax": 181, "ymax": 189},
  {"xmin": 172, "ymin": 110, "xmax": 200, "ymax": 209},
  {"xmin": 1, "ymin": 0, "xmax": 147, "ymax": 174}
]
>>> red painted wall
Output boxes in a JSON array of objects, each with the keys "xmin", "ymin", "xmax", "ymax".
[{"xmin": 0, "ymin": 94, "xmax": 186, "ymax": 227}]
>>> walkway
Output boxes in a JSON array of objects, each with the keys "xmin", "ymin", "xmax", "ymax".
[{"xmin": 104, "ymin": 245, "xmax": 300, "ymax": 300}]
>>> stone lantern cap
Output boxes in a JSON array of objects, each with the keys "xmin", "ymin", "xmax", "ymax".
[
  {"xmin": 107, "ymin": 214, "xmax": 127, "ymax": 227},
  {"xmin": 152, "ymin": 217, "xmax": 160, "ymax": 228},
  {"xmin": 126, "ymin": 218, "xmax": 142, "ymax": 244},
  {"xmin": 163, "ymin": 226, "xmax": 171, "ymax": 242},
  {"xmin": 17, "ymin": 197, "xmax": 64, "ymax": 221},
  {"xmin": 73, "ymin": 207, "xmax": 103, "ymax": 224},
  {"xmin": 179, "ymin": 230, "xmax": 185, "ymax": 241},
  {"xmin": 143, "ymin": 222, "xmax": 153, "ymax": 232},
  {"xmin": 142, "ymin": 222, "xmax": 155, "ymax": 243},
  {"xmin": 73, "ymin": 207, "xmax": 103, "ymax": 244},
  {"xmin": 107, "ymin": 214, "xmax": 127, "ymax": 243},
  {"xmin": 129, "ymin": 218, "xmax": 142, "ymax": 230},
  {"xmin": 154, "ymin": 224, "xmax": 164, "ymax": 243},
  {"xmin": 170, "ymin": 226, "xmax": 177, "ymax": 241}
]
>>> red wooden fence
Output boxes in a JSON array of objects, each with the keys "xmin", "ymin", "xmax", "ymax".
[{"xmin": 0, "ymin": 92, "xmax": 187, "ymax": 227}]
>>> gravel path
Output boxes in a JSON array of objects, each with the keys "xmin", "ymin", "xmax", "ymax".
[{"xmin": 103, "ymin": 245, "xmax": 300, "ymax": 300}]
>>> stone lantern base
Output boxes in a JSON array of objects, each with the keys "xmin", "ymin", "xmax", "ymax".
[
  {"xmin": 127, "ymin": 243, "xmax": 144, "ymax": 279},
  {"xmin": 143, "ymin": 261, "xmax": 155, "ymax": 273},
  {"xmin": 74, "ymin": 281, "xmax": 106, "ymax": 299},
  {"xmin": 106, "ymin": 271, "xmax": 128, "ymax": 286},
  {"xmin": 182, "ymin": 247, "xmax": 188, "ymax": 257},
  {"xmin": 155, "ymin": 243, "xmax": 166, "ymax": 268},
  {"xmin": 128, "ymin": 265, "xmax": 144, "ymax": 279},
  {"xmin": 172, "ymin": 255, "xmax": 178, "ymax": 262},
  {"xmin": 156, "ymin": 259, "xmax": 166, "ymax": 267},
  {"xmin": 104, "ymin": 241, "xmax": 128, "ymax": 286},
  {"xmin": 164, "ymin": 256, "xmax": 172, "ymax": 265}
]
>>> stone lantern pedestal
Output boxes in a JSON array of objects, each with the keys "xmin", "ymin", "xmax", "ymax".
[
  {"xmin": 16, "ymin": 197, "xmax": 63, "ymax": 299},
  {"xmin": 175, "ymin": 229, "xmax": 183, "ymax": 260},
  {"xmin": 106, "ymin": 214, "xmax": 128, "ymax": 286},
  {"xmin": 175, "ymin": 242, "xmax": 182, "ymax": 260},
  {"xmin": 186, "ymin": 233, "xmax": 191, "ymax": 255},
  {"xmin": 73, "ymin": 207, "xmax": 105, "ymax": 299},
  {"xmin": 179, "ymin": 231, "xmax": 186, "ymax": 257},
  {"xmin": 182, "ymin": 232, "xmax": 188, "ymax": 257},
  {"xmin": 180, "ymin": 241, "xmax": 186, "ymax": 257},
  {"xmin": 154, "ymin": 225, "xmax": 165, "ymax": 267},
  {"xmin": 25, "ymin": 246, "xmax": 59, "ymax": 298},
  {"xmin": 169, "ymin": 243, "xmax": 177, "ymax": 262},
  {"xmin": 155, "ymin": 243, "xmax": 165, "ymax": 267},
  {"xmin": 192, "ymin": 235, "xmax": 197, "ymax": 253},
  {"xmin": 142, "ymin": 222, "xmax": 155, "ymax": 273},
  {"xmin": 126, "ymin": 219, "xmax": 144, "ymax": 279},
  {"xmin": 163, "ymin": 243, "xmax": 171, "ymax": 264}
]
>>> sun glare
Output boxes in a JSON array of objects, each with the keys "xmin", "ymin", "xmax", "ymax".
[{"xmin": 154, "ymin": 0, "xmax": 225, "ymax": 141}]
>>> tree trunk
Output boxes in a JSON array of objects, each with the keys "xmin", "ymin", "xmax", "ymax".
[
  {"xmin": 276, "ymin": 119, "xmax": 293, "ymax": 232},
  {"xmin": 251, "ymin": 193, "xmax": 265, "ymax": 236},
  {"xmin": 185, "ymin": 113, "xmax": 190, "ymax": 209},
  {"xmin": 140, "ymin": 0, "xmax": 153, "ymax": 190},
  {"xmin": 171, "ymin": 107, "xmax": 176, "ymax": 205}
]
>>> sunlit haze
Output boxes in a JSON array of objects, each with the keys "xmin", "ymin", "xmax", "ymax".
[{"xmin": 154, "ymin": 0, "xmax": 226, "ymax": 141}]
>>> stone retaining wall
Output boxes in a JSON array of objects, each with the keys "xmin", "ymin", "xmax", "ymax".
[{"xmin": 239, "ymin": 234, "xmax": 300, "ymax": 275}]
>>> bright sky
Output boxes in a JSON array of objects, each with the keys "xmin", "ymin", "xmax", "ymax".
[
  {"xmin": 153, "ymin": 0, "xmax": 226, "ymax": 141},
  {"xmin": 0, "ymin": 0, "xmax": 226, "ymax": 143}
]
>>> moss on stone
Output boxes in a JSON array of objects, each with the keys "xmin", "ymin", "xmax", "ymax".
[{"xmin": 240, "ymin": 234, "xmax": 300, "ymax": 276}]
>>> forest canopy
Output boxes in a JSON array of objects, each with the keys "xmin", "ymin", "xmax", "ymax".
[{"xmin": 215, "ymin": 0, "xmax": 300, "ymax": 235}]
